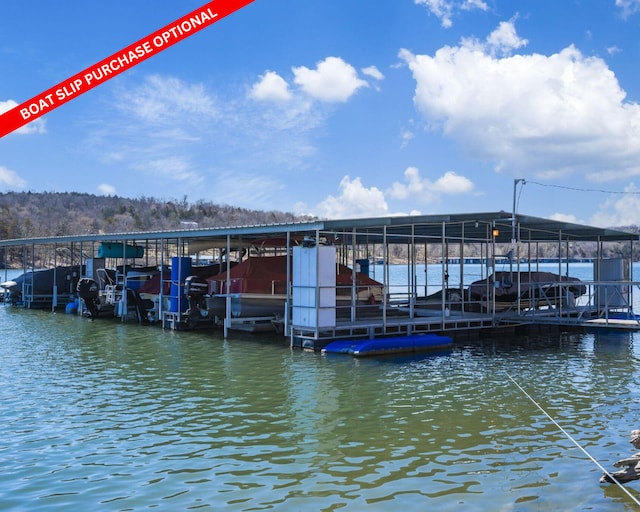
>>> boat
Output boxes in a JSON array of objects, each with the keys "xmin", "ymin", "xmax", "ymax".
[
  {"xmin": 136, "ymin": 263, "xmax": 226, "ymax": 297},
  {"xmin": 206, "ymin": 255, "xmax": 385, "ymax": 320},
  {"xmin": 467, "ymin": 271, "xmax": 586, "ymax": 310},
  {"xmin": 167, "ymin": 263, "xmax": 231, "ymax": 328},
  {"xmin": 77, "ymin": 262, "xmax": 227, "ymax": 323},
  {"xmin": 321, "ymin": 333, "xmax": 453, "ymax": 357},
  {"xmin": 416, "ymin": 288, "xmax": 468, "ymax": 310},
  {"xmin": 77, "ymin": 265, "xmax": 160, "ymax": 321},
  {"xmin": 0, "ymin": 265, "xmax": 84, "ymax": 308},
  {"xmin": 411, "ymin": 271, "xmax": 587, "ymax": 314},
  {"xmin": 205, "ymin": 256, "xmax": 289, "ymax": 318}
]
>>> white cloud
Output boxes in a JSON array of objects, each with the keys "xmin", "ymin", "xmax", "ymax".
[
  {"xmin": 388, "ymin": 167, "xmax": 474, "ymax": 201},
  {"xmin": 119, "ymin": 75, "xmax": 217, "ymax": 124},
  {"xmin": 135, "ymin": 156, "xmax": 204, "ymax": 184},
  {"xmin": 616, "ymin": 0, "xmax": 640, "ymax": 18},
  {"xmin": 244, "ymin": 58, "xmax": 377, "ymax": 180},
  {"xmin": 86, "ymin": 73, "xmax": 328, "ymax": 209},
  {"xmin": 549, "ymin": 212, "xmax": 580, "ymax": 224},
  {"xmin": 313, "ymin": 169, "xmax": 475, "ymax": 219},
  {"xmin": 252, "ymin": 57, "xmax": 373, "ymax": 105},
  {"xmin": 313, "ymin": 169, "xmax": 475, "ymax": 220},
  {"xmin": 415, "ymin": 0, "xmax": 488, "ymax": 28},
  {"xmin": 0, "ymin": 165, "xmax": 27, "ymax": 189},
  {"xmin": 97, "ymin": 184, "xmax": 116, "ymax": 196},
  {"xmin": 589, "ymin": 183, "xmax": 640, "ymax": 227},
  {"xmin": 0, "ymin": 100, "xmax": 46, "ymax": 135},
  {"xmin": 362, "ymin": 66, "xmax": 384, "ymax": 81},
  {"xmin": 0, "ymin": 100, "xmax": 14, "ymax": 114},
  {"xmin": 293, "ymin": 57, "xmax": 368, "ymax": 103},
  {"xmin": 250, "ymin": 71, "xmax": 292, "ymax": 102},
  {"xmin": 432, "ymin": 170, "xmax": 475, "ymax": 193},
  {"xmin": 486, "ymin": 19, "xmax": 528, "ymax": 55},
  {"xmin": 462, "ymin": 0, "xmax": 488, "ymax": 11},
  {"xmin": 210, "ymin": 170, "xmax": 286, "ymax": 207},
  {"xmin": 400, "ymin": 129, "xmax": 415, "ymax": 148},
  {"xmin": 400, "ymin": 20, "xmax": 640, "ymax": 182},
  {"xmin": 314, "ymin": 176, "xmax": 388, "ymax": 219},
  {"xmin": 85, "ymin": 60, "xmax": 375, "ymax": 210}
]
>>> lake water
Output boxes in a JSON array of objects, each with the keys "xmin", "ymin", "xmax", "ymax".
[{"xmin": 2, "ymin": 265, "xmax": 640, "ymax": 510}]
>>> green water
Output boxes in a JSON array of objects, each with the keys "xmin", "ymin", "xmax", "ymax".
[{"xmin": 1, "ymin": 306, "xmax": 640, "ymax": 511}]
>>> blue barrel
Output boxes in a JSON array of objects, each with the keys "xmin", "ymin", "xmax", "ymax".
[
  {"xmin": 170, "ymin": 257, "xmax": 192, "ymax": 312},
  {"xmin": 65, "ymin": 300, "xmax": 78, "ymax": 315}
]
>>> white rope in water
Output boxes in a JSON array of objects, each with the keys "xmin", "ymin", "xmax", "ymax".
[{"xmin": 506, "ymin": 373, "xmax": 640, "ymax": 507}]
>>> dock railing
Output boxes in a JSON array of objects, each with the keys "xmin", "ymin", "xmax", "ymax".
[{"xmin": 497, "ymin": 279, "xmax": 640, "ymax": 328}]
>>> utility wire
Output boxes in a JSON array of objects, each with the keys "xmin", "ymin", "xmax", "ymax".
[
  {"xmin": 526, "ymin": 180, "xmax": 640, "ymax": 195},
  {"xmin": 507, "ymin": 374, "xmax": 640, "ymax": 507}
]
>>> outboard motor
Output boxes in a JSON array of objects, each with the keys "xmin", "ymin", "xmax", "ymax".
[
  {"xmin": 76, "ymin": 278, "xmax": 100, "ymax": 319},
  {"xmin": 184, "ymin": 275, "xmax": 209, "ymax": 328}
]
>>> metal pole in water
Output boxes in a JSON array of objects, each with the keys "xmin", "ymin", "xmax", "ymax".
[{"xmin": 507, "ymin": 373, "xmax": 640, "ymax": 507}]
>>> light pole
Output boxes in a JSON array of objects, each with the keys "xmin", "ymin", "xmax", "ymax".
[{"xmin": 511, "ymin": 178, "xmax": 526, "ymax": 281}]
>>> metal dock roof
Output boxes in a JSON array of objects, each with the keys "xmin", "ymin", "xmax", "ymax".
[{"xmin": 0, "ymin": 211, "xmax": 636, "ymax": 247}]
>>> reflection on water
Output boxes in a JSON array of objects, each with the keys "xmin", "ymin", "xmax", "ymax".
[{"xmin": 1, "ymin": 308, "xmax": 640, "ymax": 510}]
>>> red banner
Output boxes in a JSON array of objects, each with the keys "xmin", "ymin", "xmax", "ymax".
[{"xmin": 0, "ymin": 0, "xmax": 254, "ymax": 138}]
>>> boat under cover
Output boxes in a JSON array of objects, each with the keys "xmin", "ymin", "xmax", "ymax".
[
  {"xmin": 208, "ymin": 255, "xmax": 383, "ymax": 298},
  {"xmin": 467, "ymin": 271, "xmax": 586, "ymax": 302},
  {"xmin": 207, "ymin": 255, "xmax": 385, "ymax": 319},
  {"xmin": 137, "ymin": 263, "xmax": 228, "ymax": 296},
  {"xmin": 0, "ymin": 265, "xmax": 84, "ymax": 306},
  {"xmin": 322, "ymin": 333, "xmax": 453, "ymax": 357}
]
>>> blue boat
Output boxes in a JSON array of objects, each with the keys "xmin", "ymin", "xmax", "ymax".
[{"xmin": 321, "ymin": 333, "xmax": 453, "ymax": 357}]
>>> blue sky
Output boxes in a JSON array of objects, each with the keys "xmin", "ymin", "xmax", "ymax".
[{"xmin": 2, "ymin": 1, "xmax": 640, "ymax": 227}]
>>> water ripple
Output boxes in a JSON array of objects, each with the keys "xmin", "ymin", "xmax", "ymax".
[{"xmin": 1, "ymin": 310, "xmax": 639, "ymax": 510}]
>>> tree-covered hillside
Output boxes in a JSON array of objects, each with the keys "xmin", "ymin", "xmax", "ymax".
[{"xmin": 0, "ymin": 192, "xmax": 312, "ymax": 240}]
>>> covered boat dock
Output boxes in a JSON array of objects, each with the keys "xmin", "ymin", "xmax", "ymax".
[{"xmin": 0, "ymin": 211, "xmax": 638, "ymax": 350}]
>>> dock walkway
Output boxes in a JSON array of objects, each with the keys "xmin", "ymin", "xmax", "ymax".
[{"xmin": 291, "ymin": 309, "xmax": 499, "ymax": 350}]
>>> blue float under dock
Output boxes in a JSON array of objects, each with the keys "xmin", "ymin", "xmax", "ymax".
[{"xmin": 321, "ymin": 333, "xmax": 453, "ymax": 357}]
